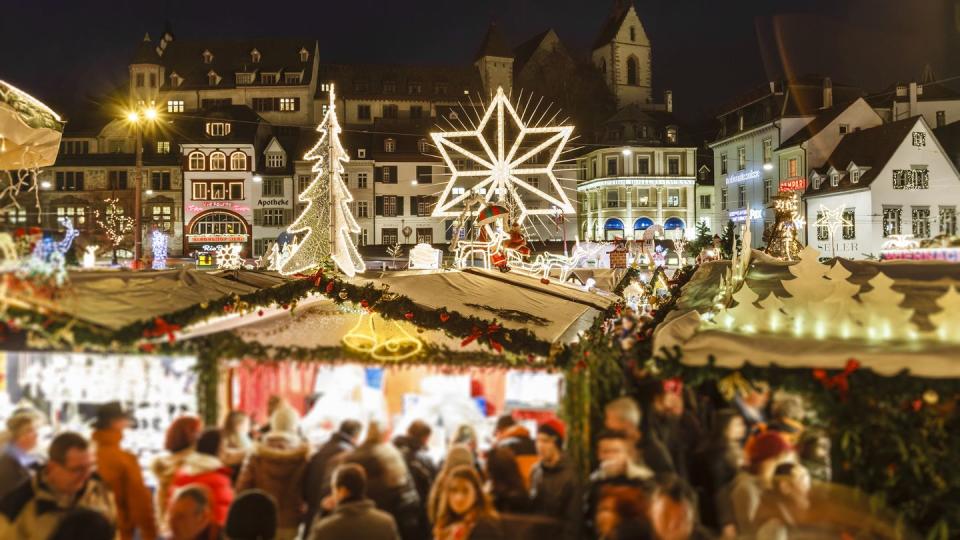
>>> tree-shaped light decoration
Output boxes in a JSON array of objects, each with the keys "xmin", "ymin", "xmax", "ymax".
[
  {"xmin": 929, "ymin": 286, "xmax": 960, "ymax": 342},
  {"xmin": 854, "ymin": 270, "xmax": 918, "ymax": 341},
  {"xmin": 431, "ymin": 86, "xmax": 574, "ymax": 226},
  {"xmin": 150, "ymin": 230, "xmax": 168, "ymax": 270},
  {"xmin": 280, "ymin": 86, "xmax": 365, "ymax": 277},
  {"xmin": 778, "ymin": 245, "xmax": 861, "ymax": 338},
  {"xmin": 95, "ymin": 198, "xmax": 134, "ymax": 264}
]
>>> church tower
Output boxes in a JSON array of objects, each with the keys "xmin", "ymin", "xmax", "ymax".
[
  {"xmin": 474, "ymin": 22, "xmax": 514, "ymax": 97},
  {"xmin": 591, "ymin": 1, "xmax": 652, "ymax": 107}
]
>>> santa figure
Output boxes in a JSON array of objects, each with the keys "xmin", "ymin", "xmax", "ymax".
[{"xmin": 502, "ymin": 222, "xmax": 531, "ymax": 257}]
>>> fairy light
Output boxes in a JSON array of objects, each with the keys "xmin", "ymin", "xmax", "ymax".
[{"xmin": 151, "ymin": 230, "xmax": 168, "ymax": 270}]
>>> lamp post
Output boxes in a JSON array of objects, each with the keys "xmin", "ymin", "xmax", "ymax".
[{"xmin": 125, "ymin": 106, "xmax": 158, "ymax": 269}]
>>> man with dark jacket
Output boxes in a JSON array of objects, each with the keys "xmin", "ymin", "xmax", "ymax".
[
  {"xmin": 529, "ymin": 419, "xmax": 580, "ymax": 540},
  {"xmin": 303, "ymin": 419, "xmax": 362, "ymax": 535},
  {"xmin": 583, "ymin": 430, "xmax": 655, "ymax": 537},
  {"xmin": 0, "ymin": 413, "xmax": 40, "ymax": 500},
  {"xmin": 391, "ymin": 420, "xmax": 436, "ymax": 508},
  {"xmin": 493, "ymin": 415, "xmax": 538, "ymax": 488},
  {"xmin": 309, "ymin": 463, "xmax": 400, "ymax": 540}
]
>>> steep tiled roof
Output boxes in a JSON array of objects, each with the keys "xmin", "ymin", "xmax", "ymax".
[
  {"xmin": 172, "ymin": 105, "xmax": 264, "ymax": 144},
  {"xmin": 318, "ymin": 63, "xmax": 482, "ymax": 102},
  {"xmin": 474, "ymin": 22, "xmax": 513, "ymax": 60},
  {"xmin": 806, "ymin": 116, "xmax": 919, "ymax": 196},
  {"xmin": 132, "ymin": 34, "xmax": 160, "ymax": 64},
  {"xmin": 339, "ymin": 120, "xmax": 440, "ymax": 163},
  {"xmin": 778, "ymin": 98, "xmax": 863, "ymax": 149},
  {"xmin": 157, "ymin": 38, "xmax": 315, "ymax": 90},
  {"xmin": 513, "ymin": 29, "xmax": 553, "ymax": 72}
]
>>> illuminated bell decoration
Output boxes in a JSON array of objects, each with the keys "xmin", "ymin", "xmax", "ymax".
[{"xmin": 342, "ymin": 312, "xmax": 423, "ymax": 361}]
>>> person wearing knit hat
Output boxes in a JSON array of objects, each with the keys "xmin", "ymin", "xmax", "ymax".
[
  {"xmin": 726, "ymin": 431, "xmax": 794, "ymax": 536},
  {"xmin": 224, "ymin": 489, "xmax": 277, "ymax": 540},
  {"xmin": 530, "ymin": 418, "xmax": 581, "ymax": 540}
]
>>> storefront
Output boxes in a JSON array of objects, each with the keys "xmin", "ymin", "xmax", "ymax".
[{"xmin": 184, "ymin": 208, "xmax": 252, "ymax": 266}]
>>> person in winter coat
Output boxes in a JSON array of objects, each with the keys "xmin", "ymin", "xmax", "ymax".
[
  {"xmin": 303, "ymin": 419, "xmax": 362, "ymax": 535},
  {"xmin": 484, "ymin": 447, "xmax": 532, "ymax": 514},
  {"xmin": 91, "ymin": 401, "xmax": 157, "ymax": 540},
  {"xmin": 0, "ymin": 413, "xmax": 40, "ymax": 500},
  {"xmin": 583, "ymin": 430, "xmax": 655, "ymax": 537},
  {"xmin": 428, "ymin": 445, "xmax": 475, "ymax": 525},
  {"xmin": 0, "ymin": 432, "xmax": 117, "ymax": 540},
  {"xmin": 594, "ymin": 485, "xmax": 653, "ymax": 540},
  {"xmin": 309, "ymin": 463, "xmax": 400, "ymax": 540},
  {"xmin": 346, "ymin": 421, "xmax": 424, "ymax": 540},
  {"xmin": 492, "ymin": 415, "xmax": 537, "ymax": 489},
  {"xmin": 171, "ymin": 429, "xmax": 234, "ymax": 526},
  {"xmin": 151, "ymin": 415, "xmax": 202, "ymax": 527},
  {"xmin": 689, "ymin": 409, "xmax": 745, "ymax": 535},
  {"xmin": 433, "ymin": 466, "xmax": 503, "ymax": 540},
  {"xmin": 236, "ymin": 403, "xmax": 309, "ymax": 540},
  {"xmin": 224, "ymin": 489, "xmax": 277, "ymax": 540},
  {"xmin": 221, "ymin": 411, "xmax": 252, "ymax": 480},
  {"xmin": 529, "ymin": 419, "xmax": 581, "ymax": 540},
  {"xmin": 728, "ymin": 431, "xmax": 794, "ymax": 536},
  {"xmin": 392, "ymin": 419, "xmax": 437, "ymax": 504}
]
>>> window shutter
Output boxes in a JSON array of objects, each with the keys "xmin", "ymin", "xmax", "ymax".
[
  {"xmin": 374, "ymin": 167, "xmax": 383, "ymax": 182},
  {"xmin": 397, "ymin": 196, "xmax": 405, "ymax": 216},
  {"xmin": 412, "ymin": 195, "xmax": 420, "ymax": 216},
  {"xmin": 77, "ymin": 172, "xmax": 85, "ymax": 191},
  {"xmin": 375, "ymin": 196, "xmax": 384, "ymax": 216},
  {"xmin": 388, "ymin": 166, "xmax": 398, "ymax": 184},
  {"xmin": 254, "ymin": 209, "xmax": 263, "ymax": 226},
  {"xmin": 284, "ymin": 209, "xmax": 293, "ymax": 225}
]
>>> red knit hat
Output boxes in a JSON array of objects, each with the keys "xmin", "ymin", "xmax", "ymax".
[
  {"xmin": 747, "ymin": 431, "xmax": 793, "ymax": 465},
  {"xmin": 537, "ymin": 418, "xmax": 567, "ymax": 448}
]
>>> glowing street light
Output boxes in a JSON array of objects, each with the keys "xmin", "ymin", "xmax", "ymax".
[{"xmin": 123, "ymin": 105, "xmax": 161, "ymax": 269}]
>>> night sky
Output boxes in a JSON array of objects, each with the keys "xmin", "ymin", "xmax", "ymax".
[{"xmin": 3, "ymin": 0, "xmax": 957, "ymax": 126}]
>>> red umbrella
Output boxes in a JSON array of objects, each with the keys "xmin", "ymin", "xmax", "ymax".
[{"xmin": 475, "ymin": 205, "xmax": 509, "ymax": 226}]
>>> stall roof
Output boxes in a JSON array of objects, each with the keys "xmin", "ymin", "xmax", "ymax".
[{"xmin": 654, "ymin": 257, "xmax": 960, "ymax": 378}]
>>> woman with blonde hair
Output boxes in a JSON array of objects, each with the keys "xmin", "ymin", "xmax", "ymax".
[
  {"xmin": 433, "ymin": 465, "xmax": 503, "ymax": 540},
  {"xmin": 427, "ymin": 444, "xmax": 475, "ymax": 524}
]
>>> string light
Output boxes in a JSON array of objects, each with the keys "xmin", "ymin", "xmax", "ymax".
[{"xmin": 151, "ymin": 230, "xmax": 168, "ymax": 270}]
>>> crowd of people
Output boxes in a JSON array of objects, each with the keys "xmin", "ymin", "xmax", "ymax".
[{"xmin": 0, "ymin": 377, "xmax": 834, "ymax": 540}]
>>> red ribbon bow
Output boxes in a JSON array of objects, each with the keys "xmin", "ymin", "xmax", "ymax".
[
  {"xmin": 461, "ymin": 323, "xmax": 502, "ymax": 353},
  {"xmin": 143, "ymin": 317, "xmax": 182, "ymax": 344},
  {"xmin": 813, "ymin": 358, "xmax": 861, "ymax": 399}
]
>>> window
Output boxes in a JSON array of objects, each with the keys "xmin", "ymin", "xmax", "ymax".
[
  {"xmin": 189, "ymin": 152, "xmax": 205, "ymax": 170},
  {"xmin": 108, "ymin": 170, "xmax": 128, "ymax": 190},
  {"xmin": 839, "ymin": 124, "xmax": 849, "ymax": 135},
  {"xmin": 210, "ymin": 182, "xmax": 226, "ymax": 200},
  {"xmin": 201, "ymin": 98, "xmax": 231, "ymax": 108},
  {"xmin": 416, "ymin": 228, "xmax": 433, "ymax": 244},
  {"xmin": 737, "ymin": 146, "xmax": 746, "ymax": 170},
  {"xmin": 151, "ymin": 205, "xmax": 173, "ymax": 232},
  {"xmin": 606, "ymin": 157, "xmax": 618, "ymax": 176},
  {"xmin": 357, "ymin": 172, "xmax": 368, "ymax": 189},
  {"xmin": 841, "ymin": 209, "xmax": 855, "ymax": 239},
  {"xmin": 0, "ymin": 207, "xmax": 27, "ymax": 225},
  {"xmin": 60, "ymin": 140, "xmax": 89, "ymax": 155},
  {"xmin": 54, "ymin": 171, "xmax": 84, "ymax": 191},
  {"xmin": 413, "ymin": 139, "xmax": 429, "ymax": 155},
  {"xmin": 667, "ymin": 189, "xmax": 680, "ymax": 207},
  {"xmin": 912, "ymin": 207, "xmax": 931, "ymax": 238},
  {"xmin": 630, "ymin": 26, "xmax": 636, "ymax": 41},
  {"xmin": 383, "ymin": 195, "xmax": 398, "ymax": 217},
  {"xmin": 167, "ymin": 100, "xmax": 184, "ymax": 113},
  {"xmin": 210, "ymin": 152, "xmax": 226, "ymax": 170},
  {"xmin": 263, "ymin": 208, "xmax": 285, "ymax": 226},
  {"xmin": 358, "ymin": 104, "xmax": 371, "ymax": 120},
  {"xmin": 384, "ymin": 138, "xmax": 396, "ymax": 153},
  {"xmin": 252, "ymin": 97, "xmax": 300, "ymax": 112},
  {"xmin": 297, "ymin": 175, "xmax": 311, "ymax": 193},
  {"xmin": 229, "ymin": 183, "xmax": 243, "ymax": 200},
  {"xmin": 416, "ymin": 166, "xmax": 432, "ymax": 184},
  {"xmin": 699, "ymin": 194, "xmax": 711, "ymax": 209},
  {"xmin": 720, "ymin": 153, "xmax": 727, "ymax": 175},
  {"xmin": 299, "ymin": 48, "xmax": 309, "ymax": 62},
  {"xmin": 156, "ymin": 141, "xmax": 171, "ymax": 154},
  {"xmin": 151, "ymin": 171, "xmax": 171, "ymax": 191},
  {"xmin": 378, "ymin": 166, "xmax": 397, "ymax": 184},
  {"xmin": 383, "ymin": 81, "xmax": 396, "ymax": 94},
  {"xmin": 721, "ymin": 188, "xmax": 728, "ymax": 210},
  {"xmin": 279, "ymin": 98, "xmax": 297, "ymax": 111},
  {"xmin": 408, "ymin": 82, "xmax": 422, "ymax": 94},
  {"xmin": 882, "ymin": 207, "xmax": 902, "ymax": 237},
  {"xmin": 762, "ymin": 139, "xmax": 772, "ymax": 164},
  {"xmin": 637, "ymin": 157, "xmax": 650, "ymax": 175},
  {"xmin": 435, "ymin": 83, "xmax": 448, "ymax": 95},
  {"xmin": 261, "ymin": 178, "xmax": 282, "ymax": 197},
  {"xmin": 230, "ymin": 152, "xmax": 247, "ymax": 170},
  {"xmin": 383, "ymin": 105, "xmax": 398, "ymax": 119},
  {"xmin": 737, "ymin": 185, "xmax": 746, "ymax": 208},
  {"xmin": 893, "ymin": 167, "xmax": 929, "ymax": 190},
  {"xmin": 937, "ymin": 111, "xmax": 946, "ymax": 128},
  {"xmin": 763, "ymin": 179, "xmax": 772, "ymax": 203},
  {"xmin": 606, "ymin": 190, "xmax": 619, "ymax": 208},
  {"xmin": 356, "ymin": 201, "xmax": 369, "ymax": 218},
  {"xmin": 591, "ymin": 158, "xmax": 598, "ymax": 178},
  {"xmin": 261, "ymin": 73, "xmax": 278, "ymax": 85},
  {"xmin": 940, "ymin": 207, "xmax": 957, "ymax": 235},
  {"xmin": 250, "ymin": 49, "xmax": 261, "ymax": 63},
  {"xmin": 816, "ymin": 211, "xmax": 829, "ymax": 240},
  {"xmin": 191, "ymin": 211, "xmax": 247, "ymax": 236},
  {"xmin": 830, "ymin": 172, "xmax": 839, "ymax": 187},
  {"xmin": 851, "ymin": 169, "xmax": 861, "ymax": 183},
  {"xmin": 526, "ymin": 177, "xmax": 539, "ymax": 191},
  {"xmin": 626, "ymin": 57, "xmax": 638, "ymax": 85},
  {"xmin": 788, "ymin": 158, "xmax": 798, "ymax": 178},
  {"xmin": 266, "ymin": 153, "xmax": 285, "ymax": 168},
  {"xmin": 135, "ymin": 73, "xmax": 144, "ymax": 88},
  {"xmin": 208, "ymin": 72, "xmax": 219, "ymax": 86},
  {"xmin": 202, "ymin": 50, "xmax": 213, "ymax": 63},
  {"xmin": 354, "ymin": 80, "xmax": 370, "ymax": 92},
  {"xmin": 912, "ymin": 132, "xmax": 926, "ymax": 147},
  {"xmin": 666, "ymin": 128, "xmax": 677, "ymax": 143},
  {"xmin": 192, "ymin": 182, "xmax": 207, "ymax": 200},
  {"xmin": 254, "ymin": 239, "xmax": 273, "ymax": 257},
  {"xmin": 56, "ymin": 205, "xmax": 87, "ymax": 227},
  {"xmin": 411, "ymin": 106, "xmax": 424, "ymax": 119},
  {"xmin": 382, "ymin": 228, "xmax": 398, "ymax": 245},
  {"xmin": 358, "ymin": 149, "xmax": 367, "ymax": 159},
  {"xmin": 668, "ymin": 157, "xmax": 680, "ymax": 175},
  {"xmin": 636, "ymin": 189, "xmax": 649, "ymax": 206},
  {"xmin": 284, "ymin": 72, "xmax": 302, "ymax": 84},
  {"xmin": 360, "ymin": 229, "xmax": 368, "ymax": 246},
  {"xmin": 206, "ymin": 122, "xmax": 231, "ymax": 136}
]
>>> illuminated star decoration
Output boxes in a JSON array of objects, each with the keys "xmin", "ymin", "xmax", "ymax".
[
  {"xmin": 816, "ymin": 205, "xmax": 851, "ymax": 237},
  {"xmin": 431, "ymin": 86, "xmax": 575, "ymax": 226}
]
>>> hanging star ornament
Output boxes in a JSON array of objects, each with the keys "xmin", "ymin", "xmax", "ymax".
[
  {"xmin": 431, "ymin": 87, "xmax": 575, "ymax": 225},
  {"xmin": 816, "ymin": 204, "xmax": 851, "ymax": 237}
]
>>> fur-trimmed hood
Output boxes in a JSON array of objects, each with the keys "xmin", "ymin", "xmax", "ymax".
[{"xmin": 178, "ymin": 452, "xmax": 228, "ymax": 476}]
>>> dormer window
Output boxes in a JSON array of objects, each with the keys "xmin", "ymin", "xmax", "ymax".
[
  {"xmin": 449, "ymin": 111, "xmax": 459, "ymax": 120},
  {"xmin": 417, "ymin": 139, "xmax": 429, "ymax": 153},
  {"xmin": 250, "ymin": 48, "xmax": 261, "ymax": 63},
  {"xmin": 830, "ymin": 172, "xmax": 839, "ymax": 187},
  {"xmin": 210, "ymin": 152, "xmax": 226, "ymax": 171},
  {"xmin": 236, "ymin": 73, "xmax": 254, "ymax": 85},
  {"xmin": 205, "ymin": 122, "xmax": 231, "ymax": 136},
  {"xmin": 384, "ymin": 138, "xmax": 396, "ymax": 153},
  {"xmin": 408, "ymin": 81, "xmax": 422, "ymax": 94},
  {"xmin": 666, "ymin": 127, "xmax": 677, "ymax": 143},
  {"xmin": 299, "ymin": 47, "xmax": 309, "ymax": 62},
  {"xmin": 811, "ymin": 173, "xmax": 822, "ymax": 190},
  {"xmin": 383, "ymin": 81, "xmax": 396, "ymax": 94},
  {"xmin": 170, "ymin": 72, "xmax": 183, "ymax": 88},
  {"xmin": 207, "ymin": 70, "xmax": 220, "ymax": 87},
  {"xmin": 284, "ymin": 72, "xmax": 302, "ymax": 84},
  {"xmin": 435, "ymin": 83, "xmax": 448, "ymax": 95},
  {"xmin": 202, "ymin": 50, "xmax": 213, "ymax": 64},
  {"xmin": 261, "ymin": 72, "xmax": 278, "ymax": 85},
  {"xmin": 265, "ymin": 153, "xmax": 285, "ymax": 168},
  {"xmin": 358, "ymin": 149, "xmax": 367, "ymax": 159},
  {"xmin": 851, "ymin": 169, "xmax": 861, "ymax": 183}
]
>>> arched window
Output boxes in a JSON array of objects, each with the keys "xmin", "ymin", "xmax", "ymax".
[
  {"xmin": 634, "ymin": 217, "xmax": 654, "ymax": 231},
  {"xmin": 189, "ymin": 211, "xmax": 248, "ymax": 236},
  {"xmin": 230, "ymin": 151, "xmax": 247, "ymax": 171},
  {"xmin": 604, "ymin": 218, "xmax": 624, "ymax": 231},
  {"xmin": 384, "ymin": 138, "xmax": 396, "ymax": 153},
  {"xmin": 599, "ymin": 58, "xmax": 607, "ymax": 75},
  {"xmin": 210, "ymin": 152, "xmax": 226, "ymax": 171},
  {"xmin": 188, "ymin": 152, "xmax": 205, "ymax": 171},
  {"xmin": 664, "ymin": 217, "xmax": 685, "ymax": 231},
  {"xmin": 626, "ymin": 57, "xmax": 638, "ymax": 85},
  {"xmin": 630, "ymin": 26, "xmax": 636, "ymax": 42}
]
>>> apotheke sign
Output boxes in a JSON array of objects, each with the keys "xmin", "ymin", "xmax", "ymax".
[
  {"xmin": 258, "ymin": 199, "xmax": 290, "ymax": 207},
  {"xmin": 725, "ymin": 170, "xmax": 761, "ymax": 185}
]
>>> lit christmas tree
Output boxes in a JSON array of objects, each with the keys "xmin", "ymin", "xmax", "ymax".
[
  {"xmin": 763, "ymin": 192, "xmax": 803, "ymax": 261},
  {"xmin": 280, "ymin": 86, "xmax": 365, "ymax": 277}
]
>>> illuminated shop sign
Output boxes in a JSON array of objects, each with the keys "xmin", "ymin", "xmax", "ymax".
[
  {"xmin": 187, "ymin": 202, "xmax": 251, "ymax": 213},
  {"xmin": 779, "ymin": 177, "xmax": 808, "ymax": 191},
  {"xmin": 880, "ymin": 248, "xmax": 960, "ymax": 261},
  {"xmin": 725, "ymin": 170, "xmax": 761, "ymax": 184},
  {"xmin": 186, "ymin": 234, "xmax": 248, "ymax": 243},
  {"xmin": 576, "ymin": 177, "xmax": 696, "ymax": 191},
  {"xmin": 728, "ymin": 208, "xmax": 763, "ymax": 222},
  {"xmin": 257, "ymin": 199, "xmax": 290, "ymax": 206}
]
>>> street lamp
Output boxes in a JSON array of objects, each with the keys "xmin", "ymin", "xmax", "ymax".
[{"xmin": 124, "ymin": 105, "xmax": 159, "ymax": 269}]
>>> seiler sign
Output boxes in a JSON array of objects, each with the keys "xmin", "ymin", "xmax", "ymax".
[{"xmin": 779, "ymin": 177, "xmax": 808, "ymax": 192}]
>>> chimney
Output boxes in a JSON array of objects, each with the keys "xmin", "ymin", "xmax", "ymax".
[
  {"xmin": 822, "ymin": 77, "xmax": 833, "ymax": 109},
  {"xmin": 909, "ymin": 82, "xmax": 919, "ymax": 117},
  {"xmin": 664, "ymin": 90, "xmax": 673, "ymax": 113},
  {"xmin": 769, "ymin": 81, "xmax": 776, "ymax": 93},
  {"xmin": 896, "ymin": 84, "xmax": 907, "ymax": 97}
]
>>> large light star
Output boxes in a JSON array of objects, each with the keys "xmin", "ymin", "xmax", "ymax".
[
  {"xmin": 816, "ymin": 204, "xmax": 851, "ymax": 237},
  {"xmin": 431, "ymin": 87, "xmax": 574, "ymax": 225}
]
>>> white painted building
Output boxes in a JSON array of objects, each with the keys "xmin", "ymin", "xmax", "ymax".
[
  {"xmin": 871, "ymin": 80, "xmax": 960, "ymax": 129},
  {"xmin": 804, "ymin": 116, "xmax": 960, "ymax": 259}
]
